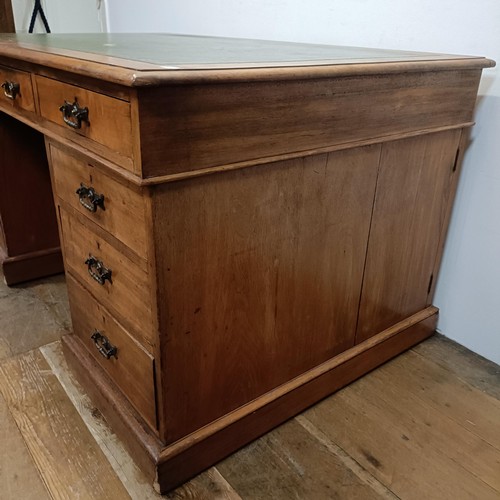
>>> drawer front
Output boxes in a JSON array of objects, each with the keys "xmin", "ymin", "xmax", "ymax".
[
  {"xmin": 67, "ymin": 273, "xmax": 156, "ymax": 430},
  {"xmin": 50, "ymin": 145, "xmax": 149, "ymax": 260},
  {"xmin": 0, "ymin": 65, "xmax": 35, "ymax": 113},
  {"xmin": 59, "ymin": 209, "xmax": 154, "ymax": 345},
  {"xmin": 36, "ymin": 75, "xmax": 134, "ymax": 165}
]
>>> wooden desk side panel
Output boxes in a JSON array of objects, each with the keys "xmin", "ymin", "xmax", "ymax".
[
  {"xmin": 138, "ymin": 69, "xmax": 481, "ymax": 178},
  {"xmin": 152, "ymin": 146, "xmax": 381, "ymax": 443},
  {"xmin": 356, "ymin": 129, "xmax": 462, "ymax": 342}
]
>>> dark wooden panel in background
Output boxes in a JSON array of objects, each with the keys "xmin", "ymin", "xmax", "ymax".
[
  {"xmin": 0, "ymin": 0, "xmax": 14, "ymax": 33},
  {"xmin": 0, "ymin": 112, "xmax": 62, "ymax": 284}
]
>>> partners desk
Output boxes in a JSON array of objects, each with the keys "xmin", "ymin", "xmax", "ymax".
[{"xmin": 0, "ymin": 34, "xmax": 494, "ymax": 492}]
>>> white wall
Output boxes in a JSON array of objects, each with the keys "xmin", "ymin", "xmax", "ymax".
[
  {"xmin": 106, "ymin": 0, "xmax": 500, "ymax": 364},
  {"xmin": 12, "ymin": 0, "xmax": 106, "ymax": 33}
]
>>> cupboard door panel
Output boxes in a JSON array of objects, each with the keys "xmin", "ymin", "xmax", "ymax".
[
  {"xmin": 154, "ymin": 145, "xmax": 380, "ymax": 441},
  {"xmin": 356, "ymin": 130, "xmax": 461, "ymax": 343}
]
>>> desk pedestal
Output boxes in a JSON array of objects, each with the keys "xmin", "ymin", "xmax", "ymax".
[{"xmin": 0, "ymin": 112, "xmax": 63, "ymax": 284}]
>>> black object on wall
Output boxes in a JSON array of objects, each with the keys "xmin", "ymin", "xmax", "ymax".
[{"xmin": 29, "ymin": 0, "xmax": 50, "ymax": 33}]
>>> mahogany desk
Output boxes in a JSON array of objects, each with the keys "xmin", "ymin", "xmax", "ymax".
[{"xmin": 0, "ymin": 34, "xmax": 494, "ymax": 492}]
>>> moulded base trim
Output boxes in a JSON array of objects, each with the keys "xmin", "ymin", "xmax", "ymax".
[
  {"xmin": 2, "ymin": 246, "xmax": 64, "ymax": 285},
  {"xmin": 62, "ymin": 306, "xmax": 438, "ymax": 494}
]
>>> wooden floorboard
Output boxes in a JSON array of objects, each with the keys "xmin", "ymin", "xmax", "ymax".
[
  {"xmin": 217, "ymin": 417, "xmax": 385, "ymax": 500},
  {"xmin": 40, "ymin": 340, "xmax": 241, "ymax": 500},
  {"xmin": 0, "ymin": 349, "xmax": 130, "ymax": 500},
  {"xmin": 0, "ymin": 392, "xmax": 50, "ymax": 500},
  {"xmin": 391, "ymin": 350, "xmax": 500, "ymax": 451},
  {"xmin": 165, "ymin": 468, "xmax": 243, "ymax": 500},
  {"xmin": 1, "ymin": 272, "xmax": 500, "ymax": 499},
  {"xmin": 302, "ymin": 353, "xmax": 500, "ymax": 500},
  {"xmin": 0, "ymin": 273, "xmax": 70, "ymax": 361},
  {"xmin": 412, "ymin": 333, "xmax": 500, "ymax": 401}
]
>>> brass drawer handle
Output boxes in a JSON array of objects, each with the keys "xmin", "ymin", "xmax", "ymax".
[
  {"xmin": 91, "ymin": 330, "xmax": 117, "ymax": 359},
  {"xmin": 59, "ymin": 99, "xmax": 89, "ymax": 129},
  {"xmin": 76, "ymin": 183, "xmax": 105, "ymax": 212},
  {"xmin": 85, "ymin": 255, "xmax": 112, "ymax": 285},
  {"xmin": 1, "ymin": 81, "xmax": 20, "ymax": 100}
]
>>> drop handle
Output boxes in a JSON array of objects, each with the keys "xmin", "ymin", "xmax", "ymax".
[
  {"xmin": 85, "ymin": 255, "xmax": 112, "ymax": 285},
  {"xmin": 59, "ymin": 99, "xmax": 89, "ymax": 129},
  {"xmin": 91, "ymin": 331, "xmax": 117, "ymax": 359},
  {"xmin": 76, "ymin": 183, "xmax": 105, "ymax": 213},
  {"xmin": 1, "ymin": 81, "xmax": 20, "ymax": 100}
]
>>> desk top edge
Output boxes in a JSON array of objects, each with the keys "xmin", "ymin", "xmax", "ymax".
[{"xmin": 0, "ymin": 33, "xmax": 495, "ymax": 87}]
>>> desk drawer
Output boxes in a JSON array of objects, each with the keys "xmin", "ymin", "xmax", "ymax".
[
  {"xmin": 59, "ymin": 209, "xmax": 154, "ymax": 345},
  {"xmin": 36, "ymin": 75, "xmax": 134, "ymax": 167},
  {"xmin": 67, "ymin": 273, "xmax": 157, "ymax": 430},
  {"xmin": 50, "ymin": 145, "xmax": 149, "ymax": 260},
  {"xmin": 0, "ymin": 65, "xmax": 35, "ymax": 113}
]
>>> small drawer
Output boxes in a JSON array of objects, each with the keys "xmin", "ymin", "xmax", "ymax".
[
  {"xmin": 59, "ymin": 209, "xmax": 154, "ymax": 345},
  {"xmin": 50, "ymin": 145, "xmax": 149, "ymax": 260},
  {"xmin": 36, "ymin": 75, "xmax": 135, "ymax": 169},
  {"xmin": 0, "ymin": 65, "xmax": 35, "ymax": 112},
  {"xmin": 67, "ymin": 274, "xmax": 157, "ymax": 430}
]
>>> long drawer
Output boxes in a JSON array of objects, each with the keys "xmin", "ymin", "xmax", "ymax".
[
  {"xmin": 50, "ymin": 144, "xmax": 149, "ymax": 260},
  {"xmin": 0, "ymin": 64, "xmax": 35, "ymax": 113},
  {"xmin": 59, "ymin": 208, "xmax": 154, "ymax": 345},
  {"xmin": 67, "ymin": 273, "xmax": 157, "ymax": 430},
  {"xmin": 36, "ymin": 75, "xmax": 135, "ymax": 170}
]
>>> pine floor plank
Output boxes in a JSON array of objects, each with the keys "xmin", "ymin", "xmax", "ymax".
[
  {"xmin": 40, "ymin": 341, "xmax": 158, "ymax": 500},
  {"xmin": 0, "ymin": 392, "xmax": 50, "ymax": 500},
  {"xmin": 166, "ymin": 468, "xmax": 242, "ymax": 500},
  {"xmin": 217, "ymin": 417, "xmax": 385, "ymax": 500},
  {"xmin": 390, "ymin": 351, "xmax": 500, "ymax": 450},
  {"xmin": 357, "ymin": 357, "xmax": 500, "ymax": 490},
  {"xmin": 303, "ymin": 352, "xmax": 500, "ymax": 500},
  {"xmin": 0, "ymin": 349, "xmax": 130, "ymax": 500},
  {"xmin": 41, "ymin": 341, "xmax": 240, "ymax": 500},
  {"xmin": 412, "ymin": 334, "xmax": 500, "ymax": 401},
  {"xmin": 3, "ymin": 269, "xmax": 500, "ymax": 500},
  {"xmin": 0, "ymin": 274, "xmax": 70, "ymax": 361}
]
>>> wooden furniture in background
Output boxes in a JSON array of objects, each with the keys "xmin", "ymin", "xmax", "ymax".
[
  {"xmin": 0, "ymin": 33, "xmax": 494, "ymax": 492},
  {"xmin": 0, "ymin": 0, "xmax": 14, "ymax": 33},
  {"xmin": 0, "ymin": 34, "xmax": 63, "ymax": 283},
  {"xmin": 0, "ymin": 113, "xmax": 62, "ymax": 284},
  {"xmin": 0, "ymin": 0, "xmax": 62, "ymax": 284}
]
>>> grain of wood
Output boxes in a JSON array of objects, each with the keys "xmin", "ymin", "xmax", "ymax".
[
  {"xmin": 36, "ymin": 75, "xmax": 135, "ymax": 168},
  {"xmin": 0, "ymin": 112, "xmax": 62, "ymax": 285},
  {"xmin": 59, "ymin": 209, "xmax": 154, "ymax": 345},
  {"xmin": 166, "ymin": 468, "xmax": 242, "ymax": 500},
  {"xmin": 0, "ymin": 392, "xmax": 50, "ymax": 500},
  {"xmin": 41, "ymin": 340, "xmax": 160, "ymax": 500},
  {"xmin": 217, "ymin": 418, "xmax": 385, "ymax": 500},
  {"xmin": 138, "ymin": 70, "xmax": 480, "ymax": 177},
  {"xmin": 155, "ymin": 147, "xmax": 380, "ymax": 442},
  {"xmin": 50, "ymin": 144, "xmax": 149, "ymax": 260},
  {"xmin": 0, "ymin": 65, "xmax": 35, "ymax": 112},
  {"xmin": 0, "ymin": 348, "xmax": 131, "ymax": 500},
  {"xmin": 351, "ymin": 355, "xmax": 500, "ymax": 491},
  {"xmin": 302, "ymin": 352, "xmax": 500, "ymax": 500},
  {"xmin": 295, "ymin": 415, "xmax": 398, "ymax": 499},
  {"xmin": 0, "ymin": 275, "xmax": 69, "ymax": 361},
  {"xmin": 0, "ymin": 0, "xmax": 14, "ymax": 34},
  {"xmin": 66, "ymin": 275, "xmax": 156, "ymax": 428},
  {"xmin": 387, "ymin": 350, "xmax": 500, "ymax": 451},
  {"xmin": 412, "ymin": 334, "xmax": 500, "ymax": 400},
  {"xmin": 356, "ymin": 130, "xmax": 461, "ymax": 341},
  {"xmin": 41, "ymin": 340, "xmax": 240, "ymax": 500}
]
